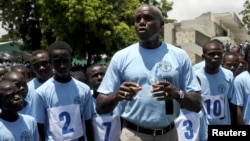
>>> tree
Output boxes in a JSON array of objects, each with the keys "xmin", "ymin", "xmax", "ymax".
[
  {"xmin": 240, "ymin": 0, "xmax": 250, "ymax": 34},
  {"xmin": 0, "ymin": 0, "xmax": 42, "ymax": 50},
  {"xmin": 0, "ymin": 0, "xmax": 173, "ymax": 65},
  {"xmin": 38, "ymin": 0, "xmax": 142, "ymax": 65}
]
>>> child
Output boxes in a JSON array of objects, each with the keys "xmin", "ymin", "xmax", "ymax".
[
  {"xmin": 2, "ymin": 71, "xmax": 31, "ymax": 115},
  {"xmin": 86, "ymin": 64, "xmax": 121, "ymax": 141},
  {"xmin": 32, "ymin": 41, "xmax": 94, "ymax": 141},
  {"xmin": 0, "ymin": 80, "xmax": 39, "ymax": 140}
]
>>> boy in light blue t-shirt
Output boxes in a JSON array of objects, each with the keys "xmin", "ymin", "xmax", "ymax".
[{"xmin": 0, "ymin": 80, "xmax": 39, "ymax": 140}]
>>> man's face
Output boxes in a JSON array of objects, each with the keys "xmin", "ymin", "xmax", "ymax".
[
  {"xmin": 222, "ymin": 55, "xmax": 239, "ymax": 74},
  {"xmin": 238, "ymin": 55, "xmax": 247, "ymax": 70},
  {"xmin": 0, "ymin": 83, "xmax": 23, "ymax": 112},
  {"xmin": 134, "ymin": 6, "xmax": 162, "ymax": 42},
  {"xmin": 30, "ymin": 53, "xmax": 52, "ymax": 81},
  {"xmin": 87, "ymin": 66, "xmax": 106, "ymax": 91},
  {"xmin": 204, "ymin": 44, "xmax": 223, "ymax": 69},
  {"xmin": 50, "ymin": 49, "xmax": 72, "ymax": 78},
  {"xmin": 3, "ymin": 72, "xmax": 28, "ymax": 98}
]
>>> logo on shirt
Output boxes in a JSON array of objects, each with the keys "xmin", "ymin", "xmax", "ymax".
[
  {"xmin": 218, "ymin": 84, "xmax": 226, "ymax": 93},
  {"xmin": 20, "ymin": 131, "xmax": 31, "ymax": 141},
  {"xmin": 158, "ymin": 61, "xmax": 172, "ymax": 72}
]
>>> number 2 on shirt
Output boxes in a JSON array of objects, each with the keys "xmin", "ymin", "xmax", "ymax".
[
  {"xmin": 48, "ymin": 104, "xmax": 83, "ymax": 140},
  {"xmin": 59, "ymin": 111, "xmax": 74, "ymax": 134}
]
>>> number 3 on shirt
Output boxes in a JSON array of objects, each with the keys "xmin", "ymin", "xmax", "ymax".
[
  {"xmin": 174, "ymin": 111, "xmax": 200, "ymax": 141},
  {"xmin": 183, "ymin": 119, "xmax": 194, "ymax": 139}
]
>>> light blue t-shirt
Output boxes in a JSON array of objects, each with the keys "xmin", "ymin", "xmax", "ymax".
[
  {"xmin": 19, "ymin": 100, "xmax": 33, "ymax": 116},
  {"xmin": 97, "ymin": 42, "xmax": 201, "ymax": 129},
  {"xmin": 231, "ymin": 71, "xmax": 250, "ymax": 124},
  {"xmin": 195, "ymin": 67, "xmax": 233, "ymax": 140},
  {"xmin": 91, "ymin": 96, "xmax": 121, "ymax": 141},
  {"xmin": 192, "ymin": 60, "xmax": 205, "ymax": 72},
  {"xmin": 0, "ymin": 114, "xmax": 39, "ymax": 141},
  {"xmin": 18, "ymin": 78, "xmax": 43, "ymax": 116},
  {"xmin": 32, "ymin": 77, "xmax": 93, "ymax": 141},
  {"xmin": 26, "ymin": 78, "xmax": 44, "ymax": 101},
  {"xmin": 174, "ymin": 108, "xmax": 200, "ymax": 141},
  {"xmin": 19, "ymin": 78, "xmax": 48, "ymax": 116},
  {"xmin": 27, "ymin": 78, "xmax": 44, "ymax": 90}
]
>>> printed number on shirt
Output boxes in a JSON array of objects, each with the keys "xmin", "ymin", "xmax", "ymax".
[
  {"xmin": 202, "ymin": 95, "xmax": 225, "ymax": 119},
  {"xmin": 47, "ymin": 104, "xmax": 83, "ymax": 140},
  {"xmin": 92, "ymin": 114, "xmax": 121, "ymax": 141},
  {"xmin": 174, "ymin": 111, "xmax": 200, "ymax": 141},
  {"xmin": 59, "ymin": 111, "xmax": 74, "ymax": 134},
  {"xmin": 183, "ymin": 119, "xmax": 194, "ymax": 139},
  {"xmin": 102, "ymin": 121, "xmax": 112, "ymax": 141}
]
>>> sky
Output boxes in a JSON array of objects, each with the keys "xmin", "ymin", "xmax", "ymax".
[
  {"xmin": 168, "ymin": 0, "xmax": 246, "ymax": 22},
  {"xmin": 0, "ymin": 0, "xmax": 247, "ymax": 37},
  {"xmin": 0, "ymin": 22, "xmax": 6, "ymax": 37}
]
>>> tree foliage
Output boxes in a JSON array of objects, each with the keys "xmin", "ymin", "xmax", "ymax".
[
  {"xmin": 0, "ymin": 0, "xmax": 173, "ymax": 65},
  {"xmin": 240, "ymin": 0, "xmax": 250, "ymax": 34},
  {"xmin": 0, "ymin": 0, "xmax": 42, "ymax": 50}
]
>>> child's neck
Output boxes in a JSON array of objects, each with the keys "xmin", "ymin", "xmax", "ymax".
[{"xmin": 0, "ymin": 111, "xmax": 19, "ymax": 122}]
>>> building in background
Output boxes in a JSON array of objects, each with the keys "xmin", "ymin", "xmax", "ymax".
[
  {"xmin": 0, "ymin": 41, "xmax": 30, "ymax": 65},
  {"xmin": 164, "ymin": 12, "xmax": 250, "ymax": 64}
]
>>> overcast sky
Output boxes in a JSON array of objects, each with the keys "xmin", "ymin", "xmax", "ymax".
[
  {"xmin": 0, "ymin": 0, "xmax": 247, "ymax": 36},
  {"xmin": 168, "ymin": 0, "xmax": 246, "ymax": 22}
]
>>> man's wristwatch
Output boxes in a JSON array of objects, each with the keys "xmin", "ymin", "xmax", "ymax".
[
  {"xmin": 179, "ymin": 89, "xmax": 184, "ymax": 99},
  {"xmin": 176, "ymin": 89, "xmax": 184, "ymax": 100}
]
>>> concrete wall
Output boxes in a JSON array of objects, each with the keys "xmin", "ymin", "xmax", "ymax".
[{"xmin": 164, "ymin": 12, "xmax": 250, "ymax": 64}]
